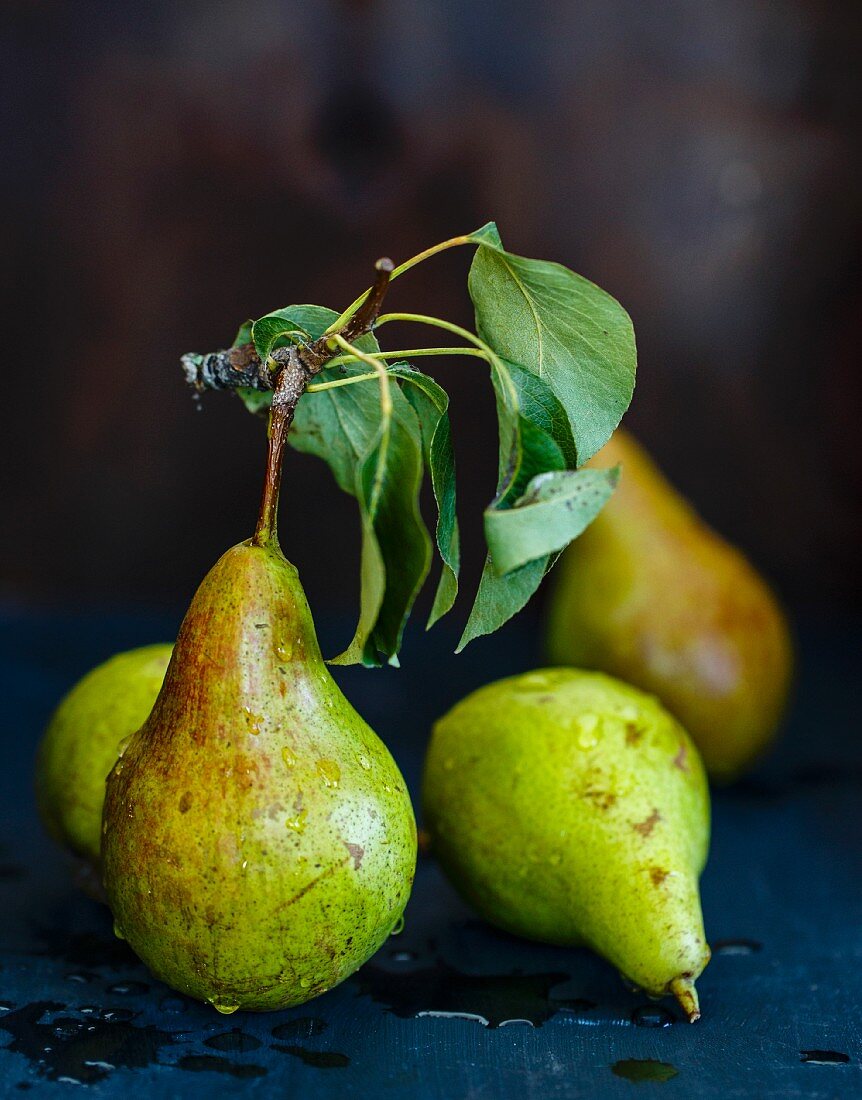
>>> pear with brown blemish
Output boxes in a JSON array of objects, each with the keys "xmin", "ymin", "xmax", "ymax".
[
  {"xmin": 546, "ymin": 428, "xmax": 793, "ymax": 782},
  {"xmin": 101, "ymin": 377, "xmax": 416, "ymax": 1013},
  {"xmin": 423, "ymin": 668, "xmax": 710, "ymax": 1020}
]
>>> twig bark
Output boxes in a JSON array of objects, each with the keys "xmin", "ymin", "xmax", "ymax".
[{"xmin": 181, "ymin": 258, "xmax": 394, "ymax": 397}]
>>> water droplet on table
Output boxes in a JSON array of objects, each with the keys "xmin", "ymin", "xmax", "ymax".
[
  {"xmin": 355, "ymin": 960, "xmax": 574, "ymax": 1028},
  {"xmin": 612, "ymin": 1059, "xmax": 678, "ymax": 1083},
  {"xmin": 106, "ymin": 981, "xmax": 149, "ymax": 996},
  {"xmin": 417, "ymin": 1010, "xmax": 491, "ymax": 1026},
  {"xmin": 632, "ymin": 1004, "xmax": 674, "ymax": 1027},
  {"xmin": 53, "ymin": 1021, "xmax": 85, "ymax": 1040},
  {"xmin": 800, "ymin": 1050, "xmax": 850, "ymax": 1065},
  {"xmin": 178, "ymin": 1053, "xmax": 266, "ymax": 1078},
  {"xmin": 205, "ymin": 1028, "xmax": 262, "ymax": 1053},
  {"xmin": 100, "ymin": 1008, "xmax": 135, "ymax": 1021},
  {"xmin": 271, "ymin": 1017, "xmax": 328, "ymax": 1040},
  {"xmin": 713, "ymin": 938, "xmax": 762, "ymax": 956},
  {"xmin": 276, "ymin": 1045, "xmax": 349, "ymax": 1068}
]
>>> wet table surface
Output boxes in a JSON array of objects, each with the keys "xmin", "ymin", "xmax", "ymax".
[{"xmin": 1, "ymin": 606, "xmax": 860, "ymax": 1098}]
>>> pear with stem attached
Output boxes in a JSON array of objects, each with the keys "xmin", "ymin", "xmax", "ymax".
[{"xmin": 102, "ymin": 361, "xmax": 416, "ymax": 1012}]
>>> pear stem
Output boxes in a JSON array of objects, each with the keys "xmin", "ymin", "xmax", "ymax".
[
  {"xmin": 669, "ymin": 977, "xmax": 701, "ymax": 1023},
  {"xmin": 252, "ymin": 350, "xmax": 308, "ymax": 548},
  {"xmin": 247, "ymin": 258, "xmax": 396, "ymax": 547}
]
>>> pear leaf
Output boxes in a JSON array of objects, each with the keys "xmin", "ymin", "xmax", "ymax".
[
  {"xmin": 251, "ymin": 309, "xmax": 312, "ymax": 361},
  {"xmin": 467, "ymin": 221, "xmax": 502, "ymax": 248},
  {"xmin": 388, "ymin": 365, "xmax": 460, "ymax": 628},
  {"xmin": 329, "ymin": 390, "xmax": 431, "ymax": 667},
  {"xmin": 457, "ymin": 357, "xmax": 578, "ymax": 650},
  {"xmin": 281, "ymin": 307, "xmax": 431, "ymax": 666},
  {"xmin": 469, "ymin": 240, "xmax": 636, "ymax": 464},
  {"xmin": 458, "ymin": 556, "xmax": 548, "ymax": 652},
  {"xmin": 485, "ymin": 466, "xmax": 619, "ymax": 575},
  {"xmin": 209, "ymin": 226, "xmax": 637, "ymax": 661}
]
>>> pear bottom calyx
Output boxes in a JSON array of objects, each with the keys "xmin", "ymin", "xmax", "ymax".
[
  {"xmin": 422, "ymin": 668, "xmax": 711, "ymax": 1020},
  {"xmin": 102, "ymin": 540, "xmax": 416, "ymax": 1011}
]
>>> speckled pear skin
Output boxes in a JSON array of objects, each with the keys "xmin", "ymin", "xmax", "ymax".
[
  {"xmin": 546, "ymin": 429, "xmax": 793, "ymax": 782},
  {"xmin": 35, "ymin": 644, "xmax": 172, "ymax": 866},
  {"xmin": 102, "ymin": 540, "xmax": 416, "ymax": 1013},
  {"xmin": 423, "ymin": 669, "xmax": 710, "ymax": 1018}
]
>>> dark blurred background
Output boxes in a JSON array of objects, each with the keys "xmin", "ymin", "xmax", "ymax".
[{"xmin": 2, "ymin": 0, "xmax": 861, "ymax": 634}]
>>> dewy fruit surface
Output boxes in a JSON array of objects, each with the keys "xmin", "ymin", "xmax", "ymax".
[
  {"xmin": 102, "ymin": 540, "xmax": 416, "ymax": 1012},
  {"xmin": 423, "ymin": 667, "xmax": 710, "ymax": 1020}
]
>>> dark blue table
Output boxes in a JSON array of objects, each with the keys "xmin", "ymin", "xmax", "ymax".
[{"xmin": 2, "ymin": 607, "xmax": 860, "ymax": 1097}]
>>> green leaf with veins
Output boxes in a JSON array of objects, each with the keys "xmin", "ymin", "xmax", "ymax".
[
  {"xmin": 342, "ymin": 397, "xmax": 430, "ymax": 667},
  {"xmin": 458, "ymin": 557, "xmax": 548, "ymax": 653},
  {"xmin": 469, "ymin": 239, "xmax": 636, "ymax": 464},
  {"xmin": 280, "ymin": 306, "xmax": 430, "ymax": 666},
  {"xmin": 485, "ymin": 465, "xmax": 619, "ymax": 575},
  {"xmin": 458, "ymin": 358, "xmax": 578, "ymax": 650},
  {"xmin": 217, "ymin": 224, "xmax": 635, "ymax": 660},
  {"xmin": 388, "ymin": 365, "xmax": 460, "ymax": 628}
]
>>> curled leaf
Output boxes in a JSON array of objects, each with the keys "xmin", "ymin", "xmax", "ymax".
[
  {"xmin": 389, "ymin": 366, "xmax": 460, "ymax": 628},
  {"xmin": 485, "ymin": 466, "xmax": 619, "ymax": 575}
]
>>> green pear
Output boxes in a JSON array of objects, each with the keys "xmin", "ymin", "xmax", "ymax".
[
  {"xmin": 423, "ymin": 668, "xmax": 710, "ymax": 1020},
  {"xmin": 546, "ymin": 429, "xmax": 793, "ymax": 781},
  {"xmin": 35, "ymin": 644, "xmax": 172, "ymax": 866},
  {"xmin": 101, "ymin": 538, "xmax": 417, "ymax": 1012}
]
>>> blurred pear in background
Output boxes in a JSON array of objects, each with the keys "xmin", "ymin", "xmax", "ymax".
[{"xmin": 546, "ymin": 430, "xmax": 793, "ymax": 782}]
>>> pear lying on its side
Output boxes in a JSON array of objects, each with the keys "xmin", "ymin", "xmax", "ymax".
[
  {"xmin": 35, "ymin": 644, "xmax": 172, "ymax": 866},
  {"xmin": 423, "ymin": 668, "xmax": 710, "ymax": 1020},
  {"xmin": 102, "ymin": 539, "xmax": 416, "ymax": 1013},
  {"xmin": 546, "ymin": 429, "xmax": 793, "ymax": 781}
]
